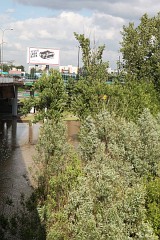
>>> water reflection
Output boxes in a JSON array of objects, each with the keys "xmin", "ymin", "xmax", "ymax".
[
  {"xmin": 0, "ymin": 119, "xmax": 80, "ymax": 239},
  {"xmin": 0, "ymin": 119, "xmax": 80, "ymax": 212},
  {"xmin": 0, "ymin": 119, "xmax": 47, "ymax": 239},
  {"xmin": 0, "ymin": 119, "xmax": 40, "ymax": 148},
  {"xmin": 0, "ymin": 119, "xmax": 80, "ymax": 216},
  {"xmin": 0, "ymin": 120, "xmax": 41, "ymax": 216}
]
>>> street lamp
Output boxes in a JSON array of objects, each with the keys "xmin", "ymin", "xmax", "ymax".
[
  {"xmin": 0, "ymin": 28, "xmax": 13, "ymax": 73},
  {"xmin": 77, "ymin": 45, "xmax": 80, "ymax": 77}
]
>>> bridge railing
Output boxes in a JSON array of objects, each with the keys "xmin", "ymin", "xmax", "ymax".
[
  {"xmin": 0, "ymin": 77, "xmax": 38, "ymax": 85},
  {"xmin": 0, "ymin": 77, "xmax": 15, "ymax": 83}
]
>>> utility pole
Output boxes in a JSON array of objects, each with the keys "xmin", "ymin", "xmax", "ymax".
[
  {"xmin": 77, "ymin": 45, "xmax": 80, "ymax": 79},
  {"xmin": 117, "ymin": 55, "xmax": 121, "ymax": 75},
  {"xmin": 0, "ymin": 28, "xmax": 13, "ymax": 72}
]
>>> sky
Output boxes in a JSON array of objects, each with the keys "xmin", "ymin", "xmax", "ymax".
[{"xmin": 0, "ymin": 0, "xmax": 159, "ymax": 71}]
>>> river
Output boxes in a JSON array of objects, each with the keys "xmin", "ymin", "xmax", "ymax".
[
  {"xmin": 0, "ymin": 119, "xmax": 40, "ymax": 216},
  {"xmin": 0, "ymin": 119, "xmax": 80, "ymax": 218}
]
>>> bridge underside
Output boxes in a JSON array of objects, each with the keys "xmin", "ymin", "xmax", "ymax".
[
  {"xmin": 0, "ymin": 85, "xmax": 15, "ymax": 98},
  {"xmin": 0, "ymin": 85, "xmax": 18, "ymax": 116},
  {"xmin": 0, "ymin": 99, "xmax": 12, "ymax": 114},
  {"xmin": 0, "ymin": 80, "xmax": 33, "ymax": 117}
]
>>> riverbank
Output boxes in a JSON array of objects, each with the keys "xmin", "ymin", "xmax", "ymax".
[{"xmin": 19, "ymin": 113, "xmax": 79, "ymax": 122}]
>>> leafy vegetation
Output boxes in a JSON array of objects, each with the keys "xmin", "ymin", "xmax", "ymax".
[
  {"xmin": 22, "ymin": 69, "xmax": 67, "ymax": 122},
  {"xmin": 33, "ymin": 119, "xmax": 82, "ymax": 239},
  {"xmin": 67, "ymin": 33, "xmax": 109, "ymax": 120},
  {"xmin": 120, "ymin": 12, "xmax": 160, "ymax": 91},
  {"xmin": 1, "ymin": 64, "xmax": 25, "ymax": 73},
  {"xmin": 0, "ymin": 193, "xmax": 46, "ymax": 240},
  {"xmin": 109, "ymin": 79, "xmax": 159, "ymax": 121},
  {"xmin": 146, "ymin": 177, "xmax": 160, "ymax": 238},
  {"xmin": 31, "ymin": 109, "xmax": 160, "ymax": 239},
  {"xmin": 4, "ymin": 11, "xmax": 160, "ymax": 239}
]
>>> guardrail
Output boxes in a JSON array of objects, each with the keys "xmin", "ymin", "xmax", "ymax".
[
  {"xmin": 0, "ymin": 77, "xmax": 14, "ymax": 83},
  {"xmin": 0, "ymin": 77, "xmax": 38, "ymax": 85}
]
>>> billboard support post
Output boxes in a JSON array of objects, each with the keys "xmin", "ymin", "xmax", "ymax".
[{"xmin": 46, "ymin": 65, "xmax": 49, "ymax": 76}]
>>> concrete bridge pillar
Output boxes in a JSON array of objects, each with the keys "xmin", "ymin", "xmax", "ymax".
[{"xmin": 11, "ymin": 86, "xmax": 18, "ymax": 116}]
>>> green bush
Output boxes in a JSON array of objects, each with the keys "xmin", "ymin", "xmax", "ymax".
[
  {"xmin": 146, "ymin": 177, "xmax": 160, "ymax": 237},
  {"xmin": 34, "ymin": 109, "xmax": 160, "ymax": 239},
  {"xmin": 64, "ymin": 110, "xmax": 160, "ymax": 239}
]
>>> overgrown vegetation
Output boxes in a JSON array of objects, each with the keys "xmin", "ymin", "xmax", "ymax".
[
  {"xmin": 31, "ymin": 109, "xmax": 160, "ymax": 239},
  {"xmin": 120, "ymin": 12, "xmax": 160, "ymax": 90},
  {"xmin": 22, "ymin": 69, "xmax": 67, "ymax": 122},
  {"xmin": 0, "ymin": 193, "xmax": 46, "ymax": 240},
  {"xmin": 1, "ymin": 11, "xmax": 160, "ymax": 239}
]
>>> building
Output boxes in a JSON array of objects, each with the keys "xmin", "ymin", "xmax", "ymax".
[
  {"xmin": 59, "ymin": 65, "xmax": 78, "ymax": 82},
  {"xmin": 59, "ymin": 65, "xmax": 78, "ymax": 75},
  {"xmin": 9, "ymin": 68, "xmax": 25, "ymax": 79}
]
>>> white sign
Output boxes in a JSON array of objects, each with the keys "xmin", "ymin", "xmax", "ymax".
[{"xmin": 27, "ymin": 47, "xmax": 60, "ymax": 65}]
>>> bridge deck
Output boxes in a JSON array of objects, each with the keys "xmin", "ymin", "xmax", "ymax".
[
  {"xmin": 0, "ymin": 77, "xmax": 23, "ymax": 85},
  {"xmin": 0, "ymin": 77, "xmax": 36, "ymax": 87}
]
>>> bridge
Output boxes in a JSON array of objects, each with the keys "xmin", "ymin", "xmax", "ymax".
[
  {"xmin": 0, "ymin": 73, "xmax": 79, "ymax": 117},
  {"xmin": 0, "ymin": 77, "xmax": 36, "ymax": 117}
]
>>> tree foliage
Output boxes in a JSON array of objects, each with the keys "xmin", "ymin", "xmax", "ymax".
[
  {"xmin": 64, "ymin": 109, "xmax": 160, "ymax": 239},
  {"xmin": 120, "ymin": 12, "xmax": 160, "ymax": 90},
  {"xmin": 69, "ymin": 33, "xmax": 109, "ymax": 119},
  {"xmin": 70, "ymin": 31, "xmax": 159, "ymax": 121},
  {"xmin": 1, "ymin": 64, "xmax": 25, "ymax": 72},
  {"xmin": 33, "ymin": 109, "xmax": 160, "ymax": 239},
  {"xmin": 106, "ymin": 78, "xmax": 159, "ymax": 121},
  {"xmin": 22, "ymin": 69, "xmax": 67, "ymax": 122},
  {"xmin": 34, "ymin": 120, "xmax": 82, "ymax": 239},
  {"xmin": 20, "ymin": 15, "xmax": 160, "ymax": 239},
  {"xmin": 146, "ymin": 177, "xmax": 160, "ymax": 238}
]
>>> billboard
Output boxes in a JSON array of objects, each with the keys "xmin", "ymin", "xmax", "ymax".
[{"xmin": 27, "ymin": 47, "xmax": 60, "ymax": 65}]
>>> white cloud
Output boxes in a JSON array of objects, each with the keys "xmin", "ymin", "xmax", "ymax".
[
  {"xmin": 13, "ymin": 0, "xmax": 160, "ymax": 20},
  {"xmin": 7, "ymin": 11, "xmax": 124, "ymax": 69},
  {"xmin": 1, "ymin": 0, "xmax": 159, "ymax": 70},
  {"xmin": 6, "ymin": 8, "xmax": 15, "ymax": 13}
]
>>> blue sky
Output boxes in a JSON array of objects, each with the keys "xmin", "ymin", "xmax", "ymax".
[
  {"xmin": 0, "ymin": 0, "xmax": 159, "ymax": 71},
  {"xmin": 1, "ymin": 0, "xmax": 58, "ymax": 21}
]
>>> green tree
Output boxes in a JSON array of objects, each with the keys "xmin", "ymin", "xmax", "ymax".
[
  {"xmin": 106, "ymin": 78, "xmax": 159, "ymax": 121},
  {"xmin": 16, "ymin": 65, "xmax": 25, "ymax": 72},
  {"xmin": 22, "ymin": 69, "xmax": 67, "ymax": 122},
  {"xmin": 120, "ymin": 12, "xmax": 160, "ymax": 90},
  {"xmin": 32, "ymin": 108, "xmax": 160, "ymax": 239},
  {"xmin": 2, "ymin": 64, "xmax": 10, "ymax": 72},
  {"xmin": 70, "ymin": 33, "xmax": 109, "ymax": 119},
  {"xmin": 30, "ymin": 67, "xmax": 36, "ymax": 78},
  {"xmin": 34, "ymin": 120, "xmax": 82, "ymax": 239},
  {"xmin": 65, "ymin": 77, "xmax": 77, "ymax": 111},
  {"xmin": 71, "ymin": 31, "xmax": 159, "ymax": 122},
  {"xmin": 2, "ymin": 64, "xmax": 25, "ymax": 72},
  {"xmin": 64, "ymin": 110, "xmax": 160, "ymax": 239},
  {"xmin": 146, "ymin": 177, "xmax": 160, "ymax": 238}
]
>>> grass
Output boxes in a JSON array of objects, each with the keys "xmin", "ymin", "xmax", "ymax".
[
  {"xmin": 19, "ymin": 113, "xmax": 79, "ymax": 122},
  {"xmin": 18, "ymin": 114, "xmax": 35, "ymax": 122},
  {"xmin": 63, "ymin": 112, "xmax": 79, "ymax": 121}
]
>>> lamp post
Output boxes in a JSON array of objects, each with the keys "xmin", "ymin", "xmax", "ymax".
[
  {"xmin": 77, "ymin": 45, "xmax": 80, "ymax": 78},
  {"xmin": 0, "ymin": 28, "xmax": 13, "ymax": 73}
]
